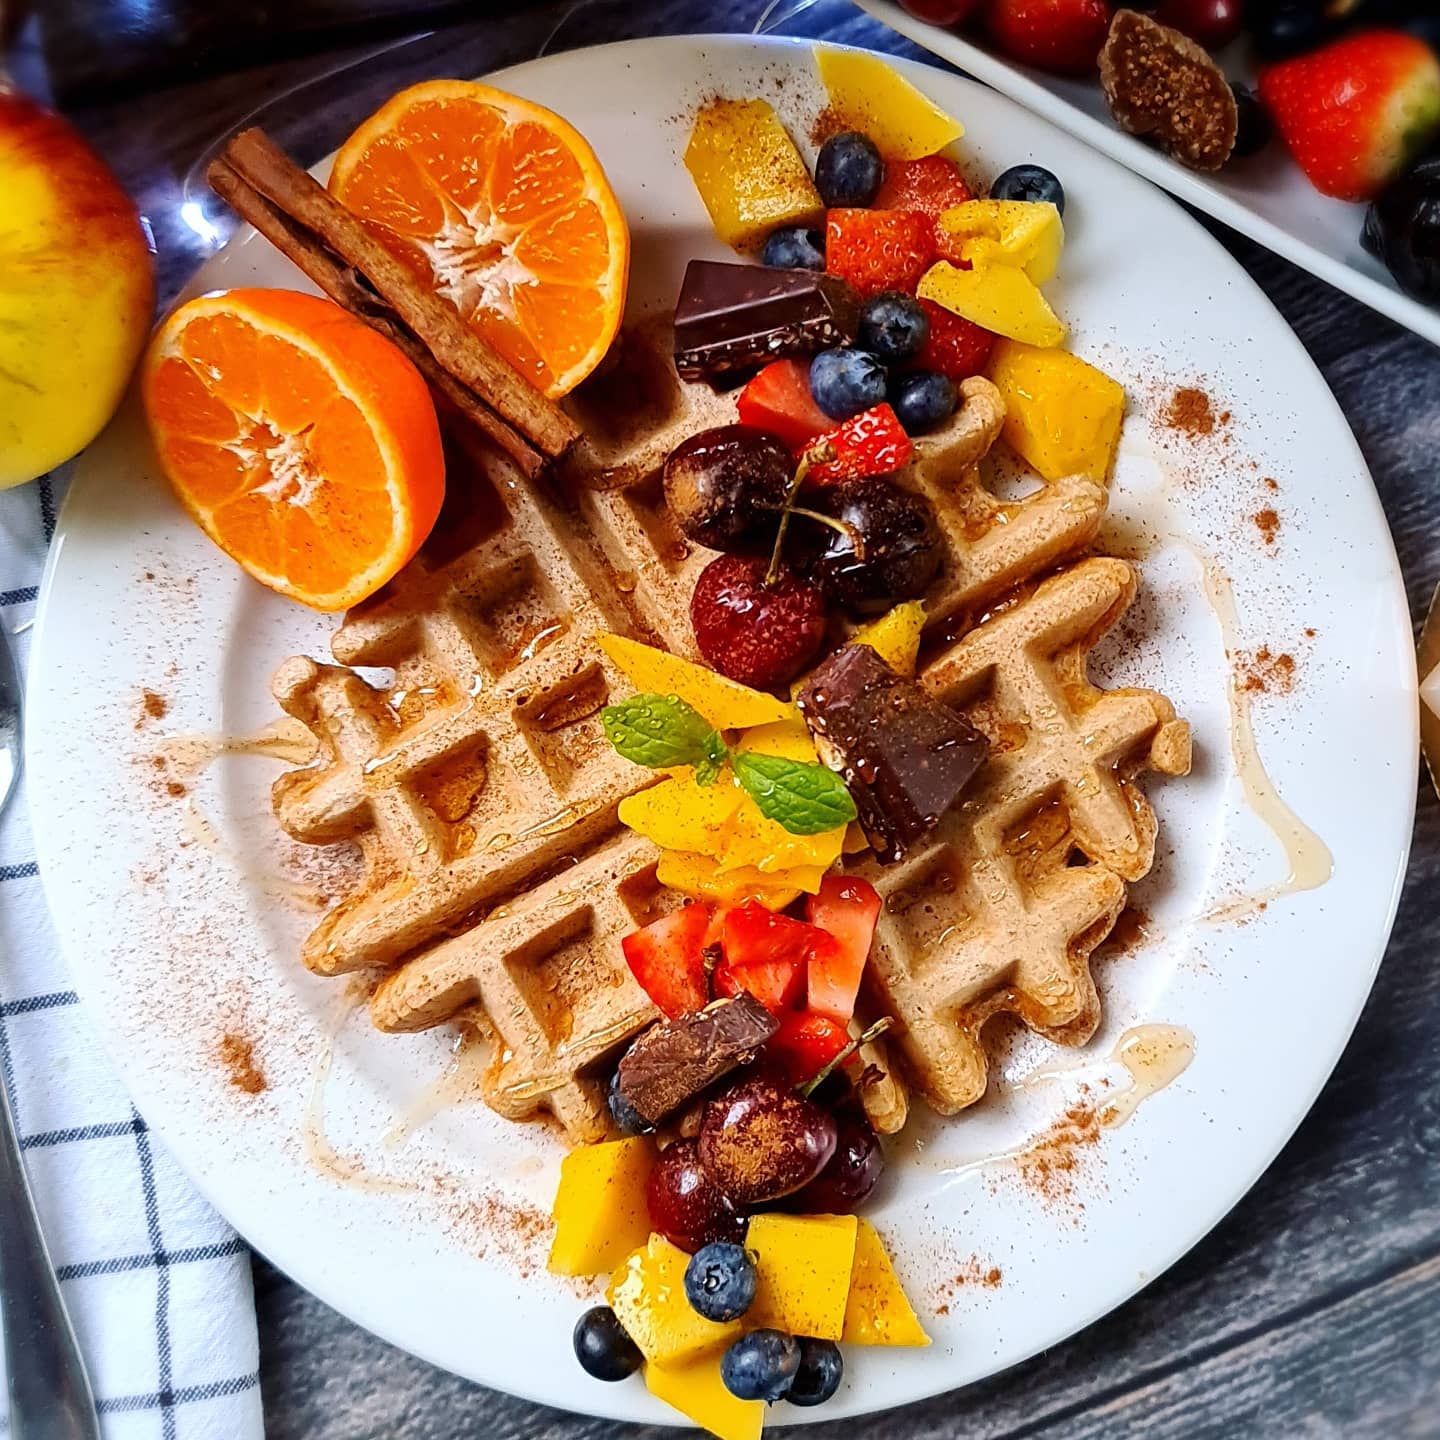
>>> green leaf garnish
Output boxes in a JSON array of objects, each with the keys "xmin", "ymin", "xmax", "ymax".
[
  {"xmin": 601, "ymin": 694, "xmax": 727, "ymax": 776},
  {"xmin": 731, "ymin": 751, "xmax": 858, "ymax": 836}
]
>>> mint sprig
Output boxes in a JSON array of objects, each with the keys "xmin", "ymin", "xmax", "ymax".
[
  {"xmin": 601, "ymin": 694, "xmax": 727, "ymax": 783},
  {"xmin": 601, "ymin": 693, "xmax": 857, "ymax": 835}
]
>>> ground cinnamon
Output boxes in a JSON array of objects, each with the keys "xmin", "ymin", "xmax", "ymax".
[{"xmin": 1163, "ymin": 385, "xmax": 1216, "ymax": 436}]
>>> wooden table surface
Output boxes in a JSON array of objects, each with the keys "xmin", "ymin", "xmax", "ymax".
[{"xmin": 13, "ymin": 1, "xmax": 1440, "ymax": 1434}]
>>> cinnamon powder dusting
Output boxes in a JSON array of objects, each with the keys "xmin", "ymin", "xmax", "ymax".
[
  {"xmin": 1162, "ymin": 386, "xmax": 1217, "ymax": 437},
  {"xmin": 809, "ymin": 105, "xmax": 847, "ymax": 147},
  {"xmin": 1237, "ymin": 646, "xmax": 1296, "ymax": 695},
  {"xmin": 1013, "ymin": 1096, "xmax": 1103, "ymax": 1207},
  {"xmin": 218, "ymin": 1033, "xmax": 267, "ymax": 1094},
  {"xmin": 933, "ymin": 1256, "xmax": 1004, "ymax": 1313},
  {"xmin": 1253, "ymin": 508, "xmax": 1280, "ymax": 545},
  {"xmin": 135, "ymin": 689, "xmax": 169, "ymax": 729}
]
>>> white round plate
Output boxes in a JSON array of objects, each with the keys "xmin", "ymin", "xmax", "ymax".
[{"xmin": 28, "ymin": 34, "xmax": 1416, "ymax": 1427}]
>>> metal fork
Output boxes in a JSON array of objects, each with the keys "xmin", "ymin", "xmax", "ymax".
[{"xmin": 0, "ymin": 631, "xmax": 101, "ymax": 1438}]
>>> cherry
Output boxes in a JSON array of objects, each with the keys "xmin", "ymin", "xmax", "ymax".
[
  {"xmin": 646, "ymin": 1138, "xmax": 747, "ymax": 1252},
  {"xmin": 663, "ymin": 426, "xmax": 791, "ymax": 554},
  {"xmin": 794, "ymin": 478, "xmax": 943, "ymax": 613},
  {"xmin": 698, "ymin": 1071, "xmax": 838, "ymax": 1206},
  {"xmin": 787, "ymin": 1109, "xmax": 885, "ymax": 1214},
  {"xmin": 1154, "ymin": 0, "xmax": 1244, "ymax": 48},
  {"xmin": 690, "ymin": 553, "xmax": 827, "ymax": 691}
]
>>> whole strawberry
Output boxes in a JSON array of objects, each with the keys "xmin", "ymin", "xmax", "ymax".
[
  {"xmin": 987, "ymin": 0, "xmax": 1114, "ymax": 75},
  {"xmin": 1259, "ymin": 30, "xmax": 1440, "ymax": 202}
]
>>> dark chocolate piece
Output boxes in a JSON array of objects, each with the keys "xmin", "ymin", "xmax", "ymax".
[
  {"xmin": 673, "ymin": 260, "xmax": 858, "ymax": 383},
  {"xmin": 615, "ymin": 994, "xmax": 779, "ymax": 1127},
  {"xmin": 798, "ymin": 643, "xmax": 988, "ymax": 864}
]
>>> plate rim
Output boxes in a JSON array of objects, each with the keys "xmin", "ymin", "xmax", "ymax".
[
  {"xmin": 859, "ymin": 0, "xmax": 1440, "ymax": 351},
  {"xmin": 25, "ymin": 30, "xmax": 1419, "ymax": 1426}
]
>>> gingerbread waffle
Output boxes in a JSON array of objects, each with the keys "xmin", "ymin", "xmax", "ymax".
[
  {"xmin": 859, "ymin": 557, "xmax": 1192, "ymax": 1113},
  {"xmin": 271, "ymin": 321, "xmax": 1172, "ymax": 1141}
]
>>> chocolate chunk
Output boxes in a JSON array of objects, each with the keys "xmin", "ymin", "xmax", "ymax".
[
  {"xmin": 798, "ymin": 643, "xmax": 988, "ymax": 864},
  {"xmin": 1099, "ymin": 10, "xmax": 1238, "ymax": 172},
  {"xmin": 615, "ymin": 994, "xmax": 779, "ymax": 1127},
  {"xmin": 673, "ymin": 260, "xmax": 858, "ymax": 383}
]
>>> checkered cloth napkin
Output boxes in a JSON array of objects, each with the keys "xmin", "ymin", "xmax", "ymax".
[{"xmin": 0, "ymin": 472, "xmax": 263, "ymax": 1439}]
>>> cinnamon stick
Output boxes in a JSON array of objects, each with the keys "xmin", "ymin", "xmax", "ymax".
[
  {"xmin": 207, "ymin": 156, "xmax": 547, "ymax": 477},
  {"xmin": 209, "ymin": 127, "xmax": 581, "ymax": 462}
]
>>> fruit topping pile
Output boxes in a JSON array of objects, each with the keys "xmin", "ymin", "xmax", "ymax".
[
  {"xmin": 551, "ymin": 862, "xmax": 929, "ymax": 1437},
  {"xmin": 897, "ymin": 2, "xmax": 1440, "ymax": 305}
]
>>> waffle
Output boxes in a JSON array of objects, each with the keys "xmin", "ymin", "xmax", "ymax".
[
  {"xmin": 859, "ymin": 557, "xmax": 1192, "ymax": 1113},
  {"xmin": 271, "ymin": 321, "xmax": 1177, "ymax": 1142}
]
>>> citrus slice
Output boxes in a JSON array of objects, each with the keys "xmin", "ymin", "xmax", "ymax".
[
  {"xmin": 329, "ymin": 80, "xmax": 630, "ymax": 399},
  {"xmin": 143, "ymin": 288, "xmax": 445, "ymax": 612}
]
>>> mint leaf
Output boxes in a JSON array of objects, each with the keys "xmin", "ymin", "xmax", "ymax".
[
  {"xmin": 732, "ymin": 751, "xmax": 858, "ymax": 836},
  {"xmin": 602, "ymin": 694, "xmax": 727, "ymax": 775}
]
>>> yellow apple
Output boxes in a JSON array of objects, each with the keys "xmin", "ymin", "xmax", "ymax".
[{"xmin": 0, "ymin": 91, "xmax": 154, "ymax": 488}]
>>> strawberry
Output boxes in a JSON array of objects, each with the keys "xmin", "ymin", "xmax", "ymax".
[
  {"xmin": 873, "ymin": 154, "xmax": 975, "ymax": 218},
  {"xmin": 987, "ymin": 0, "xmax": 1113, "ymax": 75},
  {"xmin": 825, "ymin": 209, "xmax": 937, "ymax": 298},
  {"xmin": 804, "ymin": 404, "xmax": 914, "ymax": 485},
  {"xmin": 1259, "ymin": 31, "xmax": 1440, "ymax": 202},
  {"xmin": 767, "ymin": 1010, "xmax": 853, "ymax": 1086},
  {"xmin": 714, "ymin": 953, "xmax": 806, "ymax": 1015},
  {"xmin": 621, "ymin": 902, "xmax": 713, "ymax": 1018},
  {"xmin": 804, "ymin": 875, "xmax": 882, "ymax": 1021},
  {"xmin": 914, "ymin": 297, "xmax": 997, "ymax": 381},
  {"xmin": 722, "ymin": 903, "xmax": 840, "ymax": 997},
  {"xmin": 737, "ymin": 358, "xmax": 834, "ymax": 451}
]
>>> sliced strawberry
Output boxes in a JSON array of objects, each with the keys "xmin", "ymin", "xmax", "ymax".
[
  {"xmin": 804, "ymin": 404, "xmax": 914, "ymax": 486},
  {"xmin": 825, "ymin": 209, "xmax": 937, "ymax": 298},
  {"xmin": 621, "ymin": 902, "xmax": 714, "ymax": 1018},
  {"xmin": 715, "ymin": 954, "xmax": 806, "ymax": 1016},
  {"xmin": 1259, "ymin": 31, "xmax": 1440, "ymax": 202},
  {"xmin": 767, "ymin": 1010, "xmax": 853, "ymax": 1086},
  {"xmin": 805, "ymin": 875, "xmax": 882, "ymax": 1021},
  {"xmin": 737, "ymin": 358, "xmax": 834, "ymax": 452},
  {"xmin": 874, "ymin": 154, "xmax": 975, "ymax": 219},
  {"xmin": 914, "ymin": 297, "xmax": 997, "ymax": 382},
  {"xmin": 723, "ymin": 902, "xmax": 840, "ymax": 974}
]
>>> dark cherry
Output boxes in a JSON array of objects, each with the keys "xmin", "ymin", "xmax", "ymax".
[
  {"xmin": 663, "ymin": 425, "xmax": 792, "ymax": 553},
  {"xmin": 690, "ymin": 553, "xmax": 827, "ymax": 691},
  {"xmin": 788, "ymin": 1109, "xmax": 885, "ymax": 1214},
  {"xmin": 1154, "ymin": 0, "xmax": 1244, "ymax": 49},
  {"xmin": 698, "ymin": 1071, "xmax": 838, "ymax": 1206},
  {"xmin": 794, "ymin": 478, "xmax": 943, "ymax": 612},
  {"xmin": 646, "ymin": 1138, "xmax": 747, "ymax": 1252}
]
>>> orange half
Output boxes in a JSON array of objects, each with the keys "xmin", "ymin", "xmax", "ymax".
[
  {"xmin": 143, "ymin": 288, "xmax": 445, "ymax": 611},
  {"xmin": 329, "ymin": 79, "xmax": 630, "ymax": 399}
]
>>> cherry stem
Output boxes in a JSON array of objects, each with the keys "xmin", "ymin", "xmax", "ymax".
[
  {"xmin": 799, "ymin": 1016, "xmax": 894, "ymax": 1098},
  {"xmin": 765, "ymin": 443, "xmax": 833, "ymax": 587},
  {"xmin": 788, "ymin": 507, "xmax": 866, "ymax": 561}
]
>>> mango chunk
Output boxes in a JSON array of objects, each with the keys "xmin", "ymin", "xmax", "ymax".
[
  {"xmin": 747, "ymin": 1213, "xmax": 859, "ymax": 1341},
  {"xmin": 734, "ymin": 717, "xmax": 817, "ymax": 764},
  {"xmin": 940, "ymin": 199, "xmax": 1064, "ymax": 284},
  {"xmin": 815, "ymin": 48, "xmax": 964, "ymax": 160},
  {"xmin": 548, "ymin": 1138, "xmax": 655, "ymax": 1278},
  {"xmin": 987, "ymin": 339, "xmax": 1126, "ymax": 483},
  {"xmin": 656, "ymin": 850, "xmax": 809, "ymax": 910},
  {"xmin": 716, "ymin": 794, "xmax": 845, "ymax": 877},
  {"xmin": 609, "ymin": 1235, "xmax": 741, "ymax": 1365},
  {"xmin": 597, "ymin": 633, "xmax": 797, "ymax": 731},
  {"xmin": 851, "ymin": 601, "xmax": 926, "ymax": 676},
  {"xmin": 685, "ymin": 99, "xmax": 823, "ymax": 251},
  {"xmin": 619, "ymin": 775, "xmax": 745, "ymax": 854},
  {"xmin": 647, "ymin": 1353, "xmax": 764, "ymax": 1440},
  {"xmin": 918, "ymin": 260, "xmax": 1065, "ymax": 349},
  {"xmin": 843, "ymin": 1219, "xmax": 931, "ymax": 1348}
]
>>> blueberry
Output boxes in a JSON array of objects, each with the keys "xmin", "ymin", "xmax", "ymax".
[
  {"xmin": 684, "ymin": 1241, "xmax": 757, "ymax": 1322},
  {"xmin": 608, "ymin": 1070, "xmax": 653, "ymax": 1135},
  {"xmin": 1230, "ymin": 84, "xmax": 1273, "ymax": 160},
  {"xmin": 762, "ymin": 226, "xmax": 826, "ymax": 271},
  {"xmin": 787, "ymin": 1338, "xmax": 844, "ymax": 1407},
  {"xmin": 1249, "ymin": 2, "xmax": 1331, "ymax": 62},
  {"xmin": 890, "ymin": 369, "xmax": 957, "ymax": 435},
  {"xmin": 815, "ymin": 131, "xmax": 885, "ymax": 208},
  {"xmin": 573, "ymin": 1306, "xmax": 642, "ymax": 1382},
  {"xmin": 857, "ymin": 292, "xmax": 930, "ymax": 365},
  {"xmin": 989, "ymin": 163, "xmax": 1065, "ymax": 216},
  {"xmin": 809, "ymin": 348, "xmax": 887, "ymax": 421},
  {"xmin": 720, "ymin": 1329, "xmax": 801, "ymax": 1402}
]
